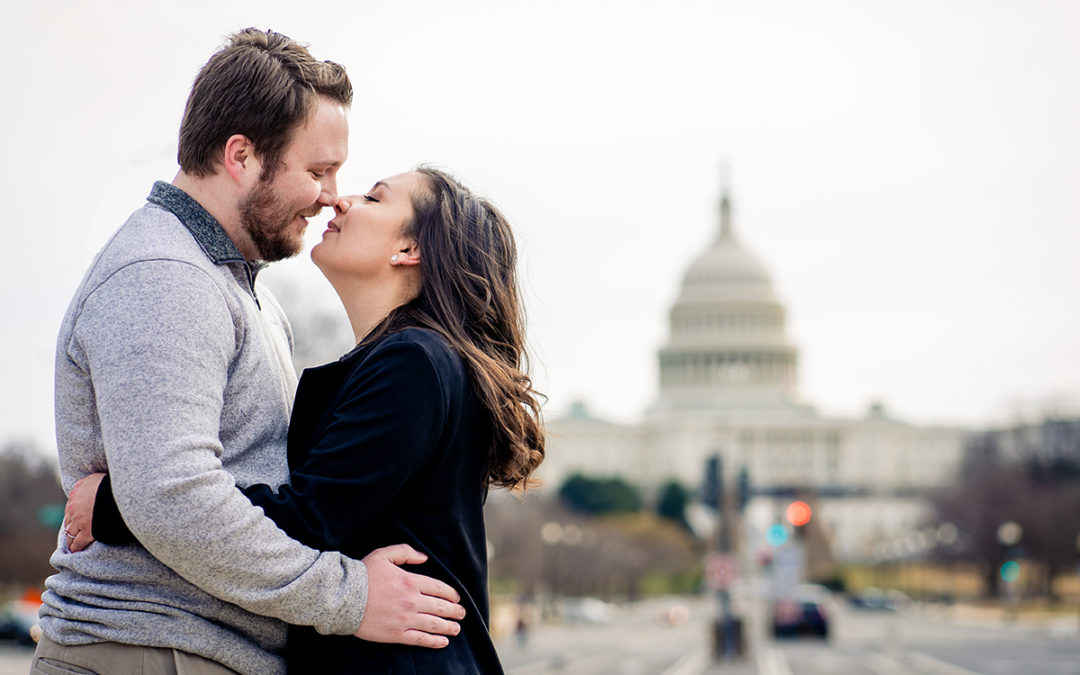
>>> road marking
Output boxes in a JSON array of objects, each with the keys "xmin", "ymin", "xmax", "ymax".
[
  {"xmin": 557, "ymin": 650, "xmax": 625, "ymax": 674},
  {"xmin": 757, "ymin": 647, "xmax": 793, "ymax": 675},
  {"xmin": 661, "ymin": 647, "xmax": 709, "ymax": 675},
  {"xmin": 864, "ymin": 652, "xmax": 909, "ymax": 674},
  {"xmin": 507, "ymin": 651, "xmax": 591, "ymax": 675},
  {"xmin": 907, "ymin": 651, "xmax": 985, "ymax": 675},
  {"xmin": 856, "ymin": 648, "xmax": 986, "ymax": 675},
  {"xmin": 506, "ymin": 657, "xmax": 558, "ymax": 675}
]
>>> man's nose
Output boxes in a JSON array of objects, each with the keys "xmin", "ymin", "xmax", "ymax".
[{"xmin": 318, "ymin": 175, "xmax": 339, "ymax": 207}]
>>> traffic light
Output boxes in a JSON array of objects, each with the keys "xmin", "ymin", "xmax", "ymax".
[
  {"xmin": 785, "ymin": 500, "xmax": 812, "ymax": 532},
  {"xmin": 766, "ymin": 523, "xmax": 789, "ymax": 547},
  {"xmin": 702, "ymin": 455, "xmax": 723, "ymax": 509},
  {"xmin": 736, "ymin": 467, "xmax": 750, "ymax": 512}
]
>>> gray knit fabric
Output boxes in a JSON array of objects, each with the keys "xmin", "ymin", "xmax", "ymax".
[{"xmin": 40, "ymin": 184, "xmax": 368, "ymax": 675}]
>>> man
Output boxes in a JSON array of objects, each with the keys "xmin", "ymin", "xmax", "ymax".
[{"xmin": 33, "ymin": 29, "xmax": 463, "ymax": 675}]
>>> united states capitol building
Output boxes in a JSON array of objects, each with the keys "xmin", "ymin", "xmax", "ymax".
[{"xmin": 540, "ymin": 187, "xmax": 966, "ymax": 562}]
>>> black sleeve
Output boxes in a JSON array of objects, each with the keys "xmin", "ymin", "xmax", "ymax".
[
  {"xmin": 243, "ymin": 338, "xmax": 448, "ymax": 551},
  {"xmin": 91, "ymin": 473, "xmax": 137, "ymax": 545}
]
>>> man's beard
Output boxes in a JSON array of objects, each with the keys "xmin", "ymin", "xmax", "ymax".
[{"xmin": 238, "ymin": 177, "xmax": 318, "ymax": 262}]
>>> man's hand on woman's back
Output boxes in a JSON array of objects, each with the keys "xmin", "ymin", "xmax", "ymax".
[{"xmin": 355, "ymin": 544, "xmax": 466, "ymax": 648}]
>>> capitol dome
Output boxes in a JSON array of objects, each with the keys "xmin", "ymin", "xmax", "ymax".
[
  {"xmin": 684, "ymin": 243, "xmax": 773, "ymax": 286},
  {"xmin": 676, "ymin": 196, "xmax": 780, "ymax": 305},
  {"xmin": 650, "ymin": 190, "xmax": 804, "ymax": 417},
  {"xmin": 683, "ymin": 220, "xmax": 772, "ymax": 287}
]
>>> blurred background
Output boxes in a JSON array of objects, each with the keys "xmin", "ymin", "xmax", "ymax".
[{"xmin": 3, "ymin": 1, "xmax": 1079, "ymax": 673}]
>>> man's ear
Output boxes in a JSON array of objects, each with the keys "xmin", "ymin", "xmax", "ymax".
[
  {"xmin": 222, "ymin": 134, "xmax": 259, "ymax": 184},
  {"xmin": 390, "ymin": 240, "xmax": 421, "ymax": 267}
]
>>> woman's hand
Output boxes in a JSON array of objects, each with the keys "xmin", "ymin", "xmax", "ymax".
[{"xmin": 63, "ymin": 473, "xmax": 105, "ymax": 552}]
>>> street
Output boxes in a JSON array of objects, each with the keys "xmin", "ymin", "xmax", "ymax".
[
  {"xmin": 497, "ymin": 595, "xmax": 1080, "ymax": 675},
  {"xmin": 0, "ymin": 645, "xmax": 31, "ymax": 675},
  {"xmin": 2, "ymin": 596, "xmax": 1076, "ymax": 674},
  {"xmin": 755, "ymin": 604, "xmax": 1080, "ymax": 675},
  {"xmin": 497, "ymin": 596, "xmax": 719, "ymax": 675}
]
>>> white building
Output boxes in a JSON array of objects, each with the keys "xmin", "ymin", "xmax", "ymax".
[{"xmin": 541, "ymin": 186, "xmax": 965, "ymax": 562}]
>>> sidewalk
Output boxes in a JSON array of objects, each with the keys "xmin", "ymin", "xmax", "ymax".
[
  {"xmin": 910, "ymin": 600, "xmax": 1080, "ymax": 637},
  {"xmin": 0, "ymin": 646, "xmax": 32, "ymax": 675}
]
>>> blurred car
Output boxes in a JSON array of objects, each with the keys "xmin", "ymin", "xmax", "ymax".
[
  {"xmin": 0, "ymin": 599, "xmax": 40, "ymax": 647},
  {"xmin": 559, "ymin": 597, "xmax": 614, "ymax": 624},
  {"xmin": 849, "ymin": 587, "xmax": 911, "ymax": 612},
  {"xmin": 771, "ymin": 584, "xmax": 829, "ymax": 639},
  {"xmin": 884, "ymin": 589, "xmax": 912, "ymax": 610},
  {"xmin": 849, "ymin": 586, "xmax": 892, "ymax": 611}
]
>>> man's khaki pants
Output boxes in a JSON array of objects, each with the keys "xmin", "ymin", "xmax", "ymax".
[{"xmin": 31, "ymin": 633, "xmax": 238, "ymax": 675}]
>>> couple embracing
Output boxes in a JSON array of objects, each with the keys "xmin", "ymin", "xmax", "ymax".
[{"xmin": 33, "ymin": 28, "xmax": 544, "ymax": 675}]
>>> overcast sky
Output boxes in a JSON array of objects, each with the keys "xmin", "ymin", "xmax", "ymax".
[{"xmin": 4, "ymin": 0, "xmax": 1079, "ymax": 456}]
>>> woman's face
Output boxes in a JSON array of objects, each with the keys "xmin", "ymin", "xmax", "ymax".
[{"xmin": 311, "ymin": 171, "xmax": 424, "ymax": 280}]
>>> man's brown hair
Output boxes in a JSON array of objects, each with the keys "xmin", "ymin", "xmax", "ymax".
[{"xmin": 178, "ymin": 28, "xmax": 352, "ymax": 178}]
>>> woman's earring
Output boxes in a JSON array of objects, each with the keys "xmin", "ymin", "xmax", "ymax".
[{"xmin": 390, "ymin": 254, "xmax": 399, "ymax": 264}]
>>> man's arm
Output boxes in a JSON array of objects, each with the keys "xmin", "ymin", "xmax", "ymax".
[
  {"xmin": 240, "ymin": 338, "xmax": 446, "ymax": 551},
  {"xmin": 65, "ymin": 473, "xmax": 465, "ymax": 645},
  {"xmin": 70, "ymin": 260, "xmax": 459, "ymax": 643}
]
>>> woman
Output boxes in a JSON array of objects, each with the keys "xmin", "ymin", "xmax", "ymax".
[{"xmin": 64, "ymin": 166, "xmax": 545, "ymax": 673}]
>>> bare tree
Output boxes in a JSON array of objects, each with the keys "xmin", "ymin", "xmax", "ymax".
[
  {"xmin": 0, "ymin": 440, "xmax": 65, "ymax": 590},
  {"xmin": 485, "ymin": 490, "xmax": 700, "ymax": 603},
  {"xmin": 934, "ymin": 464, "xmax": 1080, "ymax": 598}
]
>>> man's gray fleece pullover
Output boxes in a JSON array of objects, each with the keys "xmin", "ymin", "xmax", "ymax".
[{"xmin": 40, "ymin": 182, "xmax": 368, "ymax": 674}]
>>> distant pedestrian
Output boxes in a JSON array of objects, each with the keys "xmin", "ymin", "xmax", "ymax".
[{"xmin": 516, "ymin": 616, "xmax": 530, "ymax": 648}]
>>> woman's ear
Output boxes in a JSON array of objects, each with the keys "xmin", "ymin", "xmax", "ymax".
[
  {"xmin": 390, "ymin": 241, "xmax": 421, "ymax": 267},
  {"xmin": 222, "ymin": 134, "xmax": 259, "ymax": 184}
]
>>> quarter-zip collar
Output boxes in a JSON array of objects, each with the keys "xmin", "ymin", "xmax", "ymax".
[{"xmin": 147, "ymin": 180, "xmax": 267, "ymax": 303}]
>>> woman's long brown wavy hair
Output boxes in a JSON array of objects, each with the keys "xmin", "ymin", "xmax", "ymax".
[{"xmin": 360, "ymin": 166, "xmax": 545, "ymax": 490}]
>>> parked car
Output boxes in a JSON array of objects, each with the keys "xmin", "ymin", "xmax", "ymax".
[
  {"xmin": 771, "ymin": 584, "xmax": 829, "ymax": 639},
  {"xmin": 559, "ymin": 597, "xmax": 614, "ymax": 624},
  {"xmin": 849, "ymin": 586, "xmax": 892, "ymax": 611},
  {"xmin": 0, "ymin": 599, "xmax": 39, "ymax": 647},
  {"xmin": 849, "ymin": 587, "xmax": 911, "ymax": 612}
]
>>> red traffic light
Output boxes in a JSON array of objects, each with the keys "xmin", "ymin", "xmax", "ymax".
[{"xmin": 786, "ymin": 500, "xmax": 812, "ymax": 527}]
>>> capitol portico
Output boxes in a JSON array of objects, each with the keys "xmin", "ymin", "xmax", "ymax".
[{"xmin": 541, "ymin": 183, "xmax": 965, "ymax": 563}]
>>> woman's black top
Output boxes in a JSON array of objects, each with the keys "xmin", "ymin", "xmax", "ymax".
[{"xmin": 93, "ymin": 327, "xmax": 503, "ymax": 674}]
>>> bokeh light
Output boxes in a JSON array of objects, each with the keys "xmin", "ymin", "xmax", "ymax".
[
  {"xmin": 785, "ymin": 501, "xmax": 812, "ymax": 527},
  {"xmin": 766, "ymin": 524, "xmax": 790, "ymax": 547},
  {"xmin": 1000, "ymin": 560, "xmax": 1021, "ymax": 583}
]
